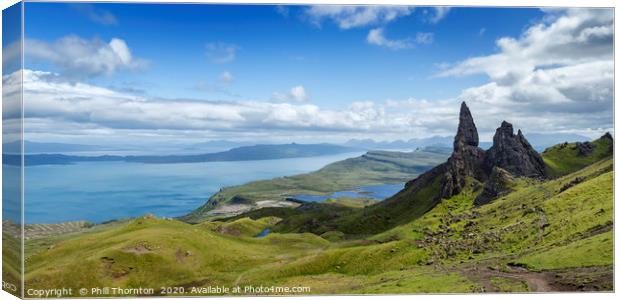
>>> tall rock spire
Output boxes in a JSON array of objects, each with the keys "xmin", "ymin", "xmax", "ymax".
[
  {"xmin": 440, "ymin": 102, "xmax": 486, "ymax": 198},
  {"xmin": 441, "ymin": 103, "xmax": 545, "ymax": 201},
  {"xmin": 454, "ymin": 102, "xmax": 479, "ymax": 149}
]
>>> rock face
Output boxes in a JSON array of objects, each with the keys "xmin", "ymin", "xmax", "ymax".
[
  {"xmin": 484, "ymin": 122, "xmax": 547, "ymax": 178},
  {"xmin": 437, "ymin": 102, "xmax": 546, "ymax": 203},
  {"xmin": 440, "ymin": 104, "xmax": 486, "ymax": 198},
  {"xmin": 454, "ymin": 102, "xmax": 479, "ymax": 148}
]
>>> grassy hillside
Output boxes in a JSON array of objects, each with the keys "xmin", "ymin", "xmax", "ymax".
[
  {"xmin": 249, "ymin": 134, "xmax": 614, "ymax": 237},
  {"xmin": 542, "ymin": 134, "xmax": 612, "ymax": 177},
  {"xmin": 183, "ymin": 150, "xmax": 448, "ymax": 223},
  {"xmin": 2, "ymin": 226, "xmax": 22, "ymax": 297},
  {"xmin": 23, "ymin": 153, "xmax": 613, "ymax": 294}
]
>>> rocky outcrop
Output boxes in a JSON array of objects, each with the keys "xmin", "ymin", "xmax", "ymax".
[
  {"xmin": 575, "ymin": 141, "xmax": 594, "ymax": 156},
  {"xmin": 439, "ymin": 103, "xmax": 487, "ymax": 199},
  {"xmin": 474, "ymin": 167, "xmax": 514, "ymax": 206},
  {"xmin": 437, "ymin": 102, "xmax": 546, "ymax": 204},
  {"xmin": 484, "ymin": 121, "xmax": 547, "ymax": 178},
  {"xmin": 454, "ymin": 102, "xmax": 479, "ymax": 148}
]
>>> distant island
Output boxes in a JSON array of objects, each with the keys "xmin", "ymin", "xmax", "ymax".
[{"xmin": 9, "ymin": 143, "xmax": 361, "ymax": 166}]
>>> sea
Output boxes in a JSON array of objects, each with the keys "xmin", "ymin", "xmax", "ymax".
[{"xmin": 20, "ymin": 152, "xmax": 401, "ymax": 224}]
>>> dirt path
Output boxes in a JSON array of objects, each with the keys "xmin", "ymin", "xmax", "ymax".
[{"xmin": 462, "ymin": 265, "xmax": 554, "ymax": 292}]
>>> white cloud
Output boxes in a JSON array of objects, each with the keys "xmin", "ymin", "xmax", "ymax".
[
  {"xmin": 427, "ymin": 7, "xmax": 451, "ymax": 24},
  {"xmin": 70, "ymin": 4, "xmax": 118, "ymax": 26},
  {"xmin": 219, "ymin": 71, "xmax": 234, "ymax": 83},
  {"xmin": 290, "ymin": 86, "xmax": 308, "ymax": 102},
  {"xmin": 367, "ymin": 28, "xmax": 412, "ymax": 50},
  {"xmin": 438, "ymin": 9, "xmax": 612, "ymax": 80},
  {"xmin": 205, "ymin": 42, "xmax": 239, "ymax": 64},
  {"xmin": 415, "ymin": 32, "xmax": 434, "ymax": 44},
  {"xmin": 272, "ymin": 85, "xmax": 309, "ymax": 102},
  {"xmin": 6, "ymin": 8, "xmax": 612, "ymax": 144},
  {"xmin": 304, "ymin": 5, "xmax": 412, "ymax": 29},
  {"xmin": 25, "ymin": 35, "xmax": 146, "ymax": 77},
  {"xmin": 434, "ymin": 8, "xmax": 613, "ymax": 138},
  {"xmin": 6, "ymin": 67, "xmax": 611, "ymax": 145},
  {"xmin": 2, "ymin": 40, "xmax": 21, "ymax": 72},
  {"xmin": 367, "ymin": 28, "xmax": 433, "ymax": 50},
  {"xmin": 275, "ymin": 5, "xmax": 290, "ymax": 17},
  {"xmin": 7, "ymin": 70, "xmax": 460, "ymax": 143}
]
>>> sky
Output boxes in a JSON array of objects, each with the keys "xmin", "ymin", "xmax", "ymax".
[{"xmin": 2, "ymin": 3, "xmax": 614, "ymax": 147}]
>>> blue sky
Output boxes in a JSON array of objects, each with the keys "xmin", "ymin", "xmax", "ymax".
[
  {"xmin": 23, "ymin": 4, "xmax": 543, "ymax": 106},
  {"xmin": 7, "ymin": 4, "xmax": 613, "ymax": 146}
]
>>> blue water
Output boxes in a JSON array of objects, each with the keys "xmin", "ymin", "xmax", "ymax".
[
  {"xmin": 293, "ymin": 183, "xmax": 405, "ymax": 202},
  {"xmin": 255, "ymin": 228, "xmax": 271, "ymax": 237},
  {"xmin": 23, "ymin": 152, "xmax": 365, "ymax": 224}
]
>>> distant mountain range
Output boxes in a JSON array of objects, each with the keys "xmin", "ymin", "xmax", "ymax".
[
  {"xmin": 3, "ymin": 141, "xmax": 121, "ymax": 154},
  {"xmin": 12, "ymin": 143, "xmax": 360, "ymax": 166},
  {"xmin": 343, "ymin": 132, "xmax": 591, "ymax": 152},
  {"xmin": 7, "ymin": 131, "xmax": 591, "ymax": 156},
  {"xmin": 343, "ymin": 136, "xmax": 453, "ymax": 150}
]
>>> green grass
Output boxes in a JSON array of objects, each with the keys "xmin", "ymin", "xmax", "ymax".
[
  {"xmin": 516, "ymin": 231, "xmax": 613, "ymax": 271},
  {"xmin": 209, "ymin": 217, "xmax": 280, "ymax": 237},
  {"xmin": 275, "ymin": 170, "xmax": 446, "ymax": 237},
  {"xmin": 353, "ymin": 270, "xmax": 481, "ymax": 294},
  {"xmin": 22, "ymin": 144, "xmax": 614, "ymax": 294},
  {"xmin": 2, "ymin": 231, "xmax": 22, "ymax": 297},
  {"xmin": 489, "ymin": 277, "xmax": 529, "ymax": 292},
  {"xmin": 324, "ymin": 197, "xmax": 376, "ymax": 208},
  {"xmin": 542, "ymin": 136, "xmax": 612, "ymax": 178},
  {"xmin": 320, "ymin": 231, "xmax": 345, "ymax": 242},
  {"xmin": 24, "ymin": 216, "xmax": 329, "ymax": 292}
]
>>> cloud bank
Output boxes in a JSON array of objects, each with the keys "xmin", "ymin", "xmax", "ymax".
[
  {"xmin": 8, "ymin": 8, "xmax": 612, "ymax": 145},
  {"xmin": 438, "ymin": 8, "xmax": 613, "ymax": 136},
  {"xmin": 25, "ymin": 36, "xmax": 146, "ymax": 77}
]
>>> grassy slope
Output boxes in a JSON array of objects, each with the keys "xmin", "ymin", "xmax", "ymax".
[
  {"xmin": 2, "ymin": 231, "xmax": 22, "ymax": 297},
  {"xmin": 184, "ymin": 150, "xmax": 447, "ymax": 222},
  {"xmin": 24, "ymin": 215, "xmax": 329, "ymax": 291},
  {"xmin": 542, "ymin": 136, "xmax": 612, "ymax": 177},
  {"xmin": 517, "ymin": 231, "xmax": 613, "ymax": 271},
  {"xmin": 255, "ymin": 169, "xmax": 444, "ymax": 237},
  {"xmin": 22, "ymin": 140, "xmax": 613, "ymax": 294}
]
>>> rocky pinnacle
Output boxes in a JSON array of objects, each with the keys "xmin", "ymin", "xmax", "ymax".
[
  {"xmin": 454, "ymin": 102, "xmax": 479, "ymax": 149},
  {"xmin": 484, "ymin": 121, "xmax": 547, "ymax": 178},
  {"xmin": 439, "ymin": 102, "xmax": 546, "ymax": 201}
]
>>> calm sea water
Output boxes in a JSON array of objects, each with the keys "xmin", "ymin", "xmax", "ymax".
[{"xmin": 23, "ymin": 152, "xmax": 365, "ymax": 224}]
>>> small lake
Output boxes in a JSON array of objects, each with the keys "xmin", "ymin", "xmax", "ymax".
[
  {"xmin": 22, "ymin": 152, "xmax": 365, "ymax": 224},
  {"xmin": 292, "ymin": 183, "xmax": 405, "ymax": 202},
  {"xmin": 255, "ymin": 228, "xmax": 271, "ymax": 237}
]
